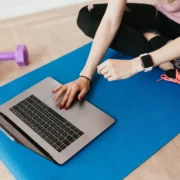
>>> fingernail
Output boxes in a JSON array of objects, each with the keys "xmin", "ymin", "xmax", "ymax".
[
  {"xmin": 65, "ymin": 106, "xmax": 68, "ymax": 110},
  {"xmin": 80, "ymin": 96, "xmax": 83, "ymax": 101},
  {"xmin": 52, "ymin": 90, "xmax": 54, "ymax": 93},
  {"xmin": 59, "ymin": 104, "xmax": 63, "ymax": 109}
]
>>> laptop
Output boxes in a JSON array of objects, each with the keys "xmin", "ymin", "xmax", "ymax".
[{"xmin": 0, "ymin": 77, "xmax": 115, "ymax": 164}]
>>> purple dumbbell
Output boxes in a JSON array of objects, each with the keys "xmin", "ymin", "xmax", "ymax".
[{"xmin": 0, "ymin": 45, "xmax": 29, "ymax": 66}]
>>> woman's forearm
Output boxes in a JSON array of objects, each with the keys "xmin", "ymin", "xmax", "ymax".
[
  {"xmin": 80, "ymin": 0, "xmax": 127, "ymax": 79},
  {"xmin": 133, "ymin": 37, "xmax": 180, "ymax": 72},
  {"xmin": 80, "ymin": 18, "xmax": 120, "ymax": 79},
  {"xmin": 149, "ymin": 37, "xmax": 180, "ymax": 66}
]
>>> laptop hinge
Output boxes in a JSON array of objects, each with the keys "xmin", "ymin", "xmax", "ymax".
[{"xmin": 0, "ymin": 112, "xmax": 57, "ymax": 164}]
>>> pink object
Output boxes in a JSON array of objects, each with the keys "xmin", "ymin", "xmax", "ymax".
[
  {"xmin": 88, "ymin": 5, "xmax": 94, "ymax": 12},
  {"xmin": 0, "ymin": 45, "xmax": 29, "ymax": 66},
  {"xmin": 157, "ymin": 69, "xmax": 180, "ymax": 84},
  {"xmin": 156, "ymin": 0, "xmax": 180, "ymax": 24}
]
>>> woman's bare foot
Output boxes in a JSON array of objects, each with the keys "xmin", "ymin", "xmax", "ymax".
[
  {"xmin": 143, "ymin": 32, "xmax": 174, "ymax": 71},
  {"xmin": 159, "ymin": 62, "xmax": 174, "ymax": 71}
]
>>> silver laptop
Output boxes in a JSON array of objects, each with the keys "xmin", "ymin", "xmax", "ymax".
[{"xmin": 0, "ymin": 77, "xmax": 115, "ymax": 164}]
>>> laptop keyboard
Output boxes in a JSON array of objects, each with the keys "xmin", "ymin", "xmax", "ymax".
[{"xmin": 10, "ymin": 95, "xmax": 84, "ymax": 152}]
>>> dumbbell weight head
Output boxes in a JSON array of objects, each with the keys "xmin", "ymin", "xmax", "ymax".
[{"xmin": 15, "ymin": 45, "xmax": 29, "ymax": 66}]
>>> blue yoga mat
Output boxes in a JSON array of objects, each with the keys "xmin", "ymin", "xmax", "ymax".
[{"xmin": 0, "ymin": 43, "xmax": 179, "ymax": 180}]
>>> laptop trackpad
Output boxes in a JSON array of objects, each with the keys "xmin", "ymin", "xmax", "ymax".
[{"xmin": 44, "ymin": 95, "xmax": 89, "ymax": 123}]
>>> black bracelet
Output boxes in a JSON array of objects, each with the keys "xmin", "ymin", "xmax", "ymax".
[{"xmin": 79, "ymin": 76, "xmax": 91, "ymax": 82}]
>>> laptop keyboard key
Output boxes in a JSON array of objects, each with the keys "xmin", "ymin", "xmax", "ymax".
[
  {"xmin": 44, "ymin": 124, "xmax": 49, "ymax": 128},
  {"xmin": 62, "ymin": 132, "xmax": 68, "ymax": 137},
  {"xmin": 51, "ymin": 130, "xmax": 56, "ymax": 135},
  {"xmin": 59, "ymin": 136, "xmax": 64, "ymax": 141},
  {"xmin": 64, "ymin": 122, "xmax": 72, "ymax": 127},
  {"xmin": 55, "ymin": 126, "xmax": 59, "ymax": 131},
  {"xmin": 57, "ymin": 148, "xmax": 62, "ymax": 152},
  {"xmin": 56, "ymin": 141, "xmax": 62, "ymax": 146},
  {"xmin": 60, "ymin": 144, "xmax": 66, "ymax": 150},
  {"xmin": 61, "ymin": 124, "xmax": 66, "ymax": 129},
  {"xmin": 57, "ymin": 121, "xmax": 62, "ymax": 126},
  {"xmin": 58, "ymin": 129, "xmax": 64, "ymax": 134},
  {"xmin": 72, "ymin": 133, "xmax": 80, "ymax": 139},
  {"xmin": 65, "ymin": 127, "xmax": 70, "ymax": 132},
  {"xmin": 55, "ymin": 133, "xmax": 61, "ymax": 138},
  {"xmin": 66, "ymin": 135, "xmax": 75, "ymax": 143},
  {"xmin": 49, "ymin": 135, "xmax": 54, "ymax": 140},
  {"xmin": 77, "ymin": 131, "xmax": 84, "ymax": 136},
  {"xmin": 63, "ymin": 139, "xmax": 70, "ymax": 146},
  {"xmin": 69, "ymin": 130, "xmax": 74, "ymax": 135},
  {"xmin": 47, "ymin": 127, "xmax": 53, "ymax": 131}
]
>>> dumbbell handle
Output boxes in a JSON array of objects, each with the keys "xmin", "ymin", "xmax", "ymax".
[{"xmin": 0, "ymin": 52, "xmax": 15, "ymax": 61}]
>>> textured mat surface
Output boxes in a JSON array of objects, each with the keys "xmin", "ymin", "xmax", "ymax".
[{"xmin": 0, "ymin": 43, "xmax": 180, "ymax": 180}]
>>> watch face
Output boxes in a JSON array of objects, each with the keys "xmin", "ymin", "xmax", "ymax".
[
  {"xmin": 174, "ymin": 57, "xmax": 180, "ymax": 69},
  {"xmin": 141, "ymin": 55, "xmax": 153, "ymax": 68}
]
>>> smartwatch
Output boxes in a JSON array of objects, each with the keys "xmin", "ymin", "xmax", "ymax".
[{"xmin": 140, "ymin": 53, "xmax": 154, "ymax": 72}]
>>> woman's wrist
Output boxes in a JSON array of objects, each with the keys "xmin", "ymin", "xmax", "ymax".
[
  {"xmin": 80, "ymin": 67, "xmax": 95, "ymax": 80},
  {"xmin": 79, "ymin": 76, "xmax": 91, "ymax": 83},
  {"xmin": 80, "ymin": 71, "xmax": 93, "ymax": 80},
  {"xmin": 131, "ymin": 57, "xmax": 144, "ymax": 73}
]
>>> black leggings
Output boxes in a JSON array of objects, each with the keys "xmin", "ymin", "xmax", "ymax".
[{"xmin": 77, "ymin": 3, "xmax": 180, "ymax": 57}]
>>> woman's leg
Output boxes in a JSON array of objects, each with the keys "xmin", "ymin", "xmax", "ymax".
[
  {"xmin": 77, "ymin": 4, "xmax": 153, "ymax": 57},
  {"xmin": 77, "ymin": 3, "xmax": 178, "ymax": 57}
]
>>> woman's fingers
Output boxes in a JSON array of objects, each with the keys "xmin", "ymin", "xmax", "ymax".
[
  {"xmin": 54, "ymin": 86, "xmax": 67, "ymax": 102},
  {"xmin": 60, "ymin": 88, "xmax": 71, "ymax": 108},
  {"xmin": 97, "ymin": 61, "xmax": 107, "ymax": 74},
  {"xmin": 78, "ymin": 88, "xmax": 87, "ymax": 101},
  {"xmin": 108, "ymin": 76, "xmax": 116, "ymax": 82},
  {"xmin": 53, "ymin": 78, "xmax": 90, "ymax": 109},
  {"xmin": 52, "ymin": 85, "xmax": 62, "ymax": 93},
  {"xmin": 65, "ymin": 88, "xmax": 79, "ymax": 109},
  {"xmin": 101, "ymin": 67, "xmax": 109, "ymax": 75},
  {"xmin": 104, "ymin": 72, "xmax": 112, "ymax": 79}
]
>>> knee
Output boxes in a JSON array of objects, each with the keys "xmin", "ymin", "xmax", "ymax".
[{"xmin": 77, "ymin": 6, "xmax": 96, "ymax": 38}]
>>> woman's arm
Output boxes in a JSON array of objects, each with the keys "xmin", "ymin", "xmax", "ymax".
[
  {"xmin": 97, "ymin": 37, "xmax": 180, "ymax": 81},
  {"xmin": 53, "ymin": 0, "xmax": 127, "ymax": 109},
  {"xmin": 148, "ymin": 37, "xmax": 180, "ymax": 66},
  {"xmin": 80, "ymin": 0, "xmax": 127, "ymax": 79}
]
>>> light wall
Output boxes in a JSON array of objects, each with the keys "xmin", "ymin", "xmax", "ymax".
[{"xmin": 0, "ymin": 0, "xmax": 88, "ymax": 19}]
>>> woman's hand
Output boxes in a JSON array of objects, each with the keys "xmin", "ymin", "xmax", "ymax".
[
  {"xmin": 52, "ymin": 77, "xmax": 90, "ymax": 109},
  {"xmin": 97, "ymin": 58, "xmax": 143, "ymax": 81}
]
